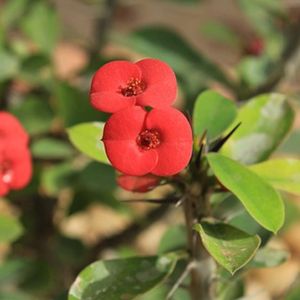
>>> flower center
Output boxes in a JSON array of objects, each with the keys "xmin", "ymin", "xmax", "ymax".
[
  {"xmin": 119, "ymin": 78, "xmax": 146, "ymax": 97},
  {"xmin": 0, "ymin": 160, "xmax": 13, "ymax": 184},
  {"xmin": 137, "ymin": 129, "xmax": 161, "ymax": 150}
]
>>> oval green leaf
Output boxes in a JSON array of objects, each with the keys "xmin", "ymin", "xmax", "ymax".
[
  {"xmin": 221, "ymin": 93, "xmax": 294, "ymax": 164},
  {"xmin": 193, "ymin": 90, "xmax": 237, "ymax": 140},
  {"xmin": 31, "ymin": 138, "xmax": 74, "ymax": 159},
  {"xmin": 67, "ymin": 122, "xmax": 109, "ymax": 164},
  {"xmin": 207, "ymin": 153, "xmax": 285, "ymax": 232},
  {"xmin": 68, "ymin": 254, "xmax": 178, "ymax": 300},
  {"xmin": 250, "ymin": 159, "xmax": 300, "ymax": 195},
  {"xmin": 194, "ymin": 222, "xmax": 261, "ymax": 274},
  {"xmin": 0, "ymin": 214, "xmax": 23, "ymax": 243}
]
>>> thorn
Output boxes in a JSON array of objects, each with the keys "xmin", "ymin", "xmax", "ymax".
[{"xmin": 209, "ymin": 122, "xmax": 241, "ymax": 152}]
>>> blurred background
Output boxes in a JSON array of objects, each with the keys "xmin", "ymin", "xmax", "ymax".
[{"xmin": 0, "ymin": 0, "xmax": 300, "ymax": 299}]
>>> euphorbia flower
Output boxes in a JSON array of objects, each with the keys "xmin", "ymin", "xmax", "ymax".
[
  {"xmin": 103, "ymin": 106, "xmax": 193, "ymax": 176},
  {"xmin": 0, "ymin": 112, "xmax": 32, "ymax": 196},
  {"xmin": 117, "ymin": 174, "xmax": 160, "ymax": 193},
  {"xmin": 0, "ymin": 141, "xmax": 32, "ymax": 196},
  {"xmin": 90, "ymin": 58, "xmax": 177, "ymax": 113},
  {"xmin": 0, "ymin": 112, "xmax": 29, "ymax": 145}
]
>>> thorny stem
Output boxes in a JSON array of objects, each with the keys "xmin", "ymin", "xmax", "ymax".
[{"xmin": 182, "ymin": 168, "xmax": 214, "ymax": 300}]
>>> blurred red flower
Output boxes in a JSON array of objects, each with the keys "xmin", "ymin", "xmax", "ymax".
[
  {"xmin": 245, "ymin": 37, "xmax": 264, "ymax": 56},
  {"xmin": 103, "ymin": 106, "xmax": 192, "ymax": 176},
  {"xmin": 90, "ymin": 58, "xmax": 177, "ymax": 113},
  {"xmin": 0, "ymin": 112, "xmax": 32, "ymax": 196},
  {"xmin": 117, "ymin": 174, "xmax": 160, "ymax": 193}
]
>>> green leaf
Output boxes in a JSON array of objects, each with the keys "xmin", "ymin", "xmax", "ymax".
[
  {"xmin": 249, "ymin": 248, "xmax": 289, "ymax": 268},
  {"xmin": 31, "ymin": 138, "xmax": 74, "ymax": 159},
  {"xmin": 114, "ymin": 26, "xmax": 231, "ymax": 91},
  {"xmin": 216, "ymin": 277, "xmax": 244, "ymax": 300},
  {"xmin": 194, "ymin": 222, "xmax": 260, "ymax": 274},
  {"xmin": 0, "ymin": 214, "xmax": 23, "ymax": 243},
  {"xmin": 278, "ymin": 130, "xmax": 300, "ymax": 155},
  {"xmin": 250, "ymin": 159, "xmax": 300, "ymax": 195},
  {"xmin": 207, "ymin": 153, "xmax": 285, "ymax": 232},
  {"xmin": 10, "ymin": 96, "xmax": 53, "ymax": 135},
  {"xmin": 22, "ymin": 2, "xmax": 59, "ymax": 54},
  {"xmin": 68, "ymin": 254, "xmax": 178, "ymax": 300},
  {"xmin": 67, "ymin": 122, "xmax": 109, "ymax": 164},
  {"xmin": 42, "ymin": 162, "xmax": 76, "ymax": 196},
  {"xmin": 0, "ymin": 0, "xmax": 28, "ymax": 29},
  {"xmin": 158, "ymin": 225, "xmax": 187, "ymax": 254},
  {"xmin": 200, "ymin": 21, "xmax": 240, "ymax": 47},
  {"xmin": 54, "ymin": 82, "xmax": 105, "ymax": 127},
  {"xmin": 221, "ymin": 93, "xmax": 294, "ymax": 164},
  {"xmin": 0, "ymin": 50, "xmax": 19, "ymax": 81},
  {"xmin": 193, "ymin": 90, "xmax": 237, "ymax": 140}
]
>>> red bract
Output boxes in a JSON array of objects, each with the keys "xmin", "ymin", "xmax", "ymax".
[
  {"xmin": 0, "ymin": 112, "xmax": 29, "ymax": 145},
  {"xmin": 0, "ymin": 113, "xmax": 32, "ymax": 196},
  {"xmin": 117, "ymin": 174, "xmax": 160, "ymax": 193},
  {"xmin": 103, "ymin": 106, "xmax": 193, "ymax": 176},
  {"xmin": 0, "ymin": 142, "xmax": 32, "ymax": 196},
  {"xmin": 90, "ymin": 58, "xmax": 177, "ymax": 113}
]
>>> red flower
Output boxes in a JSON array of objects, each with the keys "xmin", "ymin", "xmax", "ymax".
[
  {"xmin": 103, "ymin": 106, "xmax": 193, "ymax": 176},
  {"xmin": 0, "ymin": 112, "xmax": 32, "ymax": 196},
  {"xmin": 0, "ymin": 112, "xmax": 29, "ymax": 145},
  {"xmin": 117, "ymin": 174, "xmax": 160, "ymax": 193},
  {"xmin": 90, "ymin": 59, "xmax": 177, "ymax": 113}
]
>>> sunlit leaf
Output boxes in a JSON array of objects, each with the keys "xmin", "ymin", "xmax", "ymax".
[
  {"xmin": 250, "ymin": 159, "xmax": 300, "ymax": 195},
  {"xmin": 67, "ymin": 122, "xmax": 109, "ymax": 164},
  {"xmin": 68, "ymin": 254, "xmax": 178, "ymax": 300},
  {"xmin": 207, "ymin": 153, "xmax": 285, "ymax": 232},
  {"xmin": 193, "ymin": 90, "xmax": 237, "ymax": 140},
  {"xmin": 0, "ymin": 50, "xmax": 19, "ymax": 81},
  {"xmin": 221, "ymin": 93, "xmax": 294, "ymax": 164},
  {"xmin": 194, "ymin": 222, "xmax": 260, "ymax": 274}
]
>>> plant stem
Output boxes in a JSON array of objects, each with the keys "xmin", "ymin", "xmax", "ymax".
[{"xmin": 184, "ymin": 181, "xmax": 214, "ymax": 300}]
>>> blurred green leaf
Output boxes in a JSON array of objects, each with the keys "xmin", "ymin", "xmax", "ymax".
[
  {"xmin": 19, "ymin": 54, "xmax": 52, "ymax": 86},
  {"xmin": 0, "ymin": 291, "xmax": 32, "ymax": 300},
  {"xmin": 277, "ymin": 130, "xmax": 300, "ymax": 155},
  {"xmin": 114, "ymin": 26, "xmax": 232, "ymax": 97},
  {"xmin": 201, "ymin": 21, "xmax": 240, "ymax": 47},
  {"xmin": 238, "ymin": 0, "xmax": 284, "ymax": 36},
  {"xmin": 10, "ymin": 96, "xmax": 54, "ymax": 135},
  {"xmin": 217, "ymin": 277, "xmax": 244, "ymax": 300},
  {"xmin": 193, "ymin": 90, "xmax": 237, "ymax": 140},
  {"xmin": 0, "ymin": 0, "xmax": 28, "ymax": 29},
  {"xmin": 54, "ymin": 82, "xmax": 105, "ymax": 127},
  {"xmin": 286, "ymin": 285, "xmax": 300, "ymax": 300},
  {"xmin": 249, "ymin": 247, "xmax": 289, "ymax": 268},
  {"xmin": 194, "ymin": 222, "xmax": 260, "ymax": 274},
  {"xmin": 158, "ymin": 225, "xmax": 186, "ymax": 254},
  {"xmin": 68, "ymin": 254, "xmax": 178, "ymax": 300},
  {"xmin": 221, "ymin": 93, "xmax": 294, "ymax": 164},
  {"xmin": 67, "ymin": 122, "xmax": 109, "ymax": 164},
  {"xmin": 0, "ymin": 49, "xmax": 19, "ymax": 81},
  {"xmin": 238, "ymin": 56, "xmax": 275, "ymax": 89},
  {"xmin": 207, "ymin": 153, "xmax": 285, "ymax": 233},
  {"xmin": 22, "ymin": 2, "xmax": 59, "ymax": 54},
  {"xmin": 0, "ymin": 214, "xmax": 23, "ymax": 243},
  {"xmin": 31, "ymin": 138, "xmax": 74, "ymax": 159},
  {"xmin": 42, "ymin": 162, "xmax": 76, "ymax": 196},
  {"xmin": 250, "ymin": 159, "xmax": 300, "ymax": 195}
]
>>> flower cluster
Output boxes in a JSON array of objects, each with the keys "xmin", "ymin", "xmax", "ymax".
[
  {"xmin": 0, "ymin": 112, "xmax": 32, "ymax": 196},
  {"xmin": 90, "ymin": 58, "xmax": 193, "ymax": 188}
]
